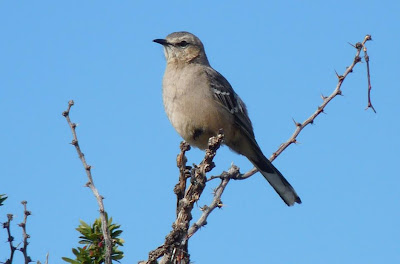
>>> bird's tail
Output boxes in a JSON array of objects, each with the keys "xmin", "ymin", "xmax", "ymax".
[{"xmin": 250, "ymin": 152, "xmax": 301, "ymax": 206}]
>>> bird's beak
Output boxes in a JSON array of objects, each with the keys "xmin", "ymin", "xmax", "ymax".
[{"xmin": 153, "ymin": 39, "xmax": 169, "ymax": 46}]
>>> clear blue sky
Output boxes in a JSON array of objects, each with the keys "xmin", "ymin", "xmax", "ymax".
[{"xmin": 1, "ymin": 1, "xmax": 399, "ymax": 263}]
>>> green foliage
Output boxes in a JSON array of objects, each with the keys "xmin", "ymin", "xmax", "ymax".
[
  {"xmin": 0, "ymin": 194, "xmax": 7, "ymax": 206},
  {"xmin": 62, "ymin": 215, "xmax": 124, "ymax": 264}
]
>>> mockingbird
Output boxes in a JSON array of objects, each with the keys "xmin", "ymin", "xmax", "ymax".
[{"xmin": 154, "ymin": 31, "xmax": 301, "ymax": 206}]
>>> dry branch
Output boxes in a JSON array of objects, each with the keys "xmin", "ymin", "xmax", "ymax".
[
  {"xmin": 18, "ymin": 201, "xmax": 31, "ymax": 264},
  {"xmin": 362, "ymin": 35, "xmax": 376, "ymax": 112},
  {"xmin": 4, "ymin": 214, "xmax": 16, "ymax": 264},
  {"xmin": 144, "ymin": 131, "xmax": 224, "ymax": 264},
  {"xmin": 62, "ymin": 100, "xmax": 112, "ymax": 264},
  {"xmin": 241, "ymin": 34, "xmax": 374, "ymax": 180}
]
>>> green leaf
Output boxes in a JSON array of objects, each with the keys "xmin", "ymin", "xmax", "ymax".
[
  {"xmin": 62, "ymin": 257, "xmax": 81, "ymax": 264},
  {"xmin": 63, "ymin": 215, "xmax": 124, "ymax": 263}
]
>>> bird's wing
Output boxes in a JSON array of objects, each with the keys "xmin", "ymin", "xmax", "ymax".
[{"xmin": 204, "ymin": 67, "xmax": 255, "ymax": 139}]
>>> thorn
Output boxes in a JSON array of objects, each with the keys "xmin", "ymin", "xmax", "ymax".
[
  {"xmin": 337, "ymin": 90, "xmax": 343, "ymax": 96},
  {"xmin": 85, "ymin": 165, "xmax": 91, "ymax": 171},
  {"xmin": 320, "ymin": 93, "xmax": 327, "ymax": 100},
  {"xmin": 347, "ymin": 42, "xmax": 356, "ymax": 48},
  {"xmin": 71, "ymin": 140, "xmax": 78, "ymax": 146},
  {"xmin": 335, "ymin": 70, "xmax": 344, "ymax": 80},
  {"xmin": 292, "ymin": 118, "xmax": 301, "ymax": 127},
  {"xmin": 355, "ymin": 42, "xmax": 363, "ymax": 51}
]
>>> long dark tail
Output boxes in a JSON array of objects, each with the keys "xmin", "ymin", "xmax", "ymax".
[{"xmin": 250, "ymin": 152, "xmax": 301, "ymax": 206}]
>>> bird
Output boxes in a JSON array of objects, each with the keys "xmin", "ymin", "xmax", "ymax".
[{"xmin": 153, "ymin": 31, "xmax": 301, "ymax": 206}]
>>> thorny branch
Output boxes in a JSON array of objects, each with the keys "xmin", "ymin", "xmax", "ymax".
[
  {"xmin": 363, "ymin": 36, "xmax": 376, "ymax": 113},
  {"xmin": 143, "ymin": 35, "xmax": 375, "ymax": 264},
  {"xmin": 187, "ymin": 165, "xmax": 239, "ymax": 238},
  {"xmin": 173, "ymin": 141, "xmax": 191, "ymax": 216},
  {"xmin": 62, "ymin": 100, "xmax": 112, "ymax": 264},
  {"xmin": 18, "ymin": 201, "xmax": 31, "ymax": 264},
  {"xmin": 2, "ymin": 202, "xmax": 34, "ymax": 264},
  {"xmin": 241, "ymin": 34, "xmax": 374, "ymax": 179},
  {"xmin": 144, "ymin": 131, "xmax": 224, "ymax": 264},
  {"xmin": 4, "ymin": 214, "xmax": 16, "ymax": 264}
]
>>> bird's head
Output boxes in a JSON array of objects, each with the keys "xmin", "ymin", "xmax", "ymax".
[{"xmin": 153, "ymin": 31, "xmax": 210, "ymax": 65}]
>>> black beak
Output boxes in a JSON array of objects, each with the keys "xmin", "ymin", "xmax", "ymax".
[{"xmin": 153, "ymin": 39, "xmax": 169, "ymax": 46}]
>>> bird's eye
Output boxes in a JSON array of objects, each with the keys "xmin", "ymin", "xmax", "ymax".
[{"xmin": 176, "ymin": 41, "xmax": 189, "ymax": 48}]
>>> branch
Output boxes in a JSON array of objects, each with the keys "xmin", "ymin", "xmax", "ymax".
[
  {"xmin": 62, "ymin": 100, "xmax": 112, "ymax": 264},
  {"xmin": 173, "ymin": 142, "xmax": 191, "ymax": 216},
  {"xmin": 3, "ymin": 214, "xmax": 16, "ymax": 264},
  {"xmin": 240, "ymin": 34, "xmax": 374, "ymax": 180},
  {"xmin": 362, "ymin": 35, "xmax": 376, "ymax": 113},
  {"xmin": 18, "ymin": 201, "xmax": 31, "ymax": 264},
  {"xmin": 187, "ymin": 165, "xmax": 239, "ymax": 238},
  {"xmin": 144, "ymin": 131, "xmax": 224, "ymax": 264}
]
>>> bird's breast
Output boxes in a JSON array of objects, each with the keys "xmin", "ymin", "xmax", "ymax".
[{"xmin": 162, "ymin": 66, "xmax": 233, "ymax": 149}]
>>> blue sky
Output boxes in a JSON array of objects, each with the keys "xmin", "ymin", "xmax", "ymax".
[{"xmin": 1, "ymin": 1, "xmax": 399, "ymax": 263}]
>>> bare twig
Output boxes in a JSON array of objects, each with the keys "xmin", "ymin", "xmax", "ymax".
[
  {"xmin": 62, "ymin": 100, "xmax": 112, "ymax": 264},
  {"xmin": 363, "ymin": 35, "xmax": 376, "ymax": 113},
  {"xmin": 18, "ymin": 201, "xmax": 31, "ymax": 264},
  {"xmin": 240, "ymin": 34, "xmax": 374, "ymax": 179},
  {"xmin": 37, "ymin": 253, "xmax": 49, "ymax": 264},
  {"xmin": 4, "ymin": 214, "xmax": 16, "ymax": 264},
  {"xmin": 187, "ymin": 165, "xmax": 239, "ymax": 238}
]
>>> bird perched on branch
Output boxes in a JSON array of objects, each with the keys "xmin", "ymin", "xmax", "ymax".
[{"xmin": 154, "ymin": 31, "xmax": 301, "ymax": 206}]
